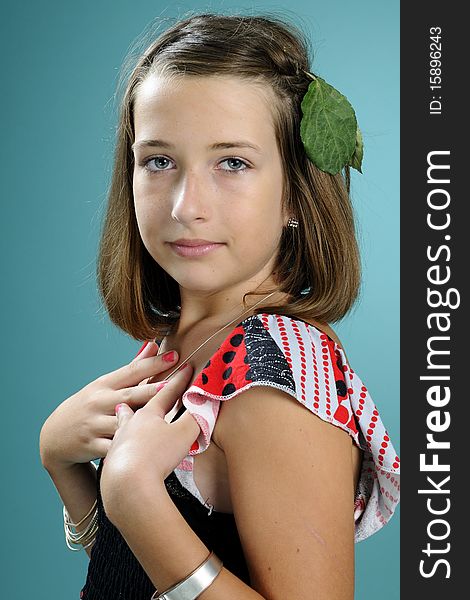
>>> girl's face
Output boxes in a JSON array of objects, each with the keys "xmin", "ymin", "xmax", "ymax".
[{"xmin": 132, "ymin": 74, "xmax": 287, "ymax": 298}]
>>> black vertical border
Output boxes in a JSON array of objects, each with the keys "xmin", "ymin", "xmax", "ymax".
[{"xmin": 401, "ymin": 4, "xmax": 466, "ymax": 597}]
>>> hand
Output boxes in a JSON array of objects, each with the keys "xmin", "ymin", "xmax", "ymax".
[
  {"xmin": 100, "ymin": 363, "xmax": 200, "ymax": 517},
  {"xmin": 39, "ymin": 341, "xmax": 180, "ymax": 471}
]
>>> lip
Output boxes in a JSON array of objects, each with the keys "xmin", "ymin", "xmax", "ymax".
[
  {"xmin": 168, "ymin": 238, "xmax": 225, "ymax": 257},
  {"xmin": 171, "ymin": 238, "xmax": 220, "ymax": 247}
]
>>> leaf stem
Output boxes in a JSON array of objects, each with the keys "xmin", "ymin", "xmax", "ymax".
[{"xmin": 302, "ymin": 70, "xmax": 317, "ymax": 81}]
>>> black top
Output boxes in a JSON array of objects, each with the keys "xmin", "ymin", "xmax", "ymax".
[{"xmin": 80, "ymin": 405, "xmax": 250, "ymax": 599}]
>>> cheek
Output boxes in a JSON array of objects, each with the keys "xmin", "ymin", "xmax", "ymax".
[
  {"xmin": 132, "ymin": 171, "xmax": 147, "ymax": 204},
  {"xmin": 133, "ymin": 202, "xmax": 168, "ymax": 261},
  {"xmin": 133, "ymin": 200, "xmax": 152, "ymax": 238},
  {"xmin": 249, "ymin": 196, "xmax": 284, "ymax": 241},
  {"xmin": 232, "ymin": 209, "xmax": 283, "ymax": 258},
  {"xmin": 133, "ymin": 181, "xmax": 166, "ymax": 231}
]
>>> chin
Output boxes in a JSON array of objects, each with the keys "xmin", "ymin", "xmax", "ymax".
[{"xmin": 170, "ymin": 271, "xmax": 226, "ymax": 294}]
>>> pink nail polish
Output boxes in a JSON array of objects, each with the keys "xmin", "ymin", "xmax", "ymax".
[
  {"xmin": 136, "ymin": 341, "xmax": 148, "ymax": 356},
  {"xmin": 155, "ymin": 380, "xmax": 169, "ymax": 392},
  {"xmin": 115, "ymin": 403, "xmax": 123, "ymax": 414},
  {"xmin": 162, "ymin": 350, "xmax": 176, "ymax": 363}
]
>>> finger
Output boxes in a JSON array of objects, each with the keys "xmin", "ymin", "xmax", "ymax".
[
  {"xmin": 111, "ymin": 381, "xmax": 166, "ymax": 412},
  {"xmin": 135, "ymin": 341, "xmax": 159, "ymax": 386},
  {"xmin": 171, "ymin": 408, "xmax": 201, "ymax": 440},
  {"xmin": 144, "ymin": 363, "xmax": 194, "ymax": 417},
  {"xmin": 132, "ymin": 340, "xmax": 159, "ymax": 362},
  {"xmin": 95, "ymin": 414, "xmax": 121, "ymax": 436},
  {"xmin": 95, "ymin": 437, "xmax": 113, "ymax": 458},
  {"xmin": 115, "ymin": 403, "xmax": 134, "ymax": 427},
  {"xmin": 104, "ymin": 351, "xmax": 179, "ymax": 390}
]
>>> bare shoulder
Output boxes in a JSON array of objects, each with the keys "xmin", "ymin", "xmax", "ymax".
[{"xmin": 217, "ymin": 385, "xmax": 355, "ymax": 599}]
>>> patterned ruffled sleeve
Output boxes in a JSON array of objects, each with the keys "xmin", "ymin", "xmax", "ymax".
[{"xmin": 178, "ymin": 313, "xmax": 400, "ymax": 542}]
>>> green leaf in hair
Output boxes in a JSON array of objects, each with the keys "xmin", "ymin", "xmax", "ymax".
[
  {"xmin": 349, "ymin": 127, "xmax": 364, "ymax": 173},
  {"xmin": 300, "ymin": 76, "xmax": 359, "ymax": 175}
]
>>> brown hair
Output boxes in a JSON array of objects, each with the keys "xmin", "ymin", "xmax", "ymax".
[{"xmin": 97, "ymin": 12, "xmax": 361, "ymax": 341}]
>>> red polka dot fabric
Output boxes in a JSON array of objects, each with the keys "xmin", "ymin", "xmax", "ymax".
[{"xmin": 175, "ymin": 313, "xmax": 400, "ymax": 543}]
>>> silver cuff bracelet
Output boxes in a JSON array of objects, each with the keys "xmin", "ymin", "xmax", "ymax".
[{"xmin": 151, "ymin": 550, "xmax": 223, "ymax": 600}]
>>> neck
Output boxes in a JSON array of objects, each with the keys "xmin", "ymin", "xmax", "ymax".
[
  {"xmin": 174, "ymin": 284, "xmax": 288, "ymax": 338},
  {"xmin": 156, "ymin": 286, "xmax": 291, "ymax": 383}
]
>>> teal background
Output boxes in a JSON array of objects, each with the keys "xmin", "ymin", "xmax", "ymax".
[{"xmin": 1, "ymin": 1, "xmax": 399, "ymax": 598}]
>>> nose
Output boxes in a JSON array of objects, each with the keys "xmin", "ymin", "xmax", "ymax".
[{"xmin": 171, "ymin": 169, "xmax": 211, "ymax": 225}]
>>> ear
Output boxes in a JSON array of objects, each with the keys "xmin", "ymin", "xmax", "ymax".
[
  {"xmin": 281, "ymin": 194, "xmax": 295, "ymax": 229},
  {"xmin": 281, "ymin": 208, "xmax": 290, "ymax": 228}
]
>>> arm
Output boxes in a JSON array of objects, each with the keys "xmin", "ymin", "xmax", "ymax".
[
  {"xmin": 108, "ymin": 480, "xmax": 265, "ymax": 598},
  {"xmin": 100, "ymin": 366, "xmax": 265, "ymax": 598},
  {"xmin": 38, "ymin": 339, "xmax": 177, "ymax": 558},
  {"xmin": 41, "ymin": 457, "xmax": 98, "ymax": 559},
  {"xmin": 217, "ymin": 385, "xmax": 356, "ymax": 599},
  {"xmin": 104, "ymin": 384, "xmax": 356, "ymax": 599}
]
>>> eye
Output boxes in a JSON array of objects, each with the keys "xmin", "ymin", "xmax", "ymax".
[
  {"xmin": 139, "ymin": 155, "xmax": 251, "ymax": 174},
  {"xmin": 141, "ymin": 156, "xmax": 174, "ymax": 172},
  {"xmin": 218, "ymin": 157, "xmax": 250, "ymax": 173}
]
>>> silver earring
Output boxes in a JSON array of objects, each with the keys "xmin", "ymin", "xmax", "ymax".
[{"xmin": 287, "ymin": 217, "xmax": 299, "ymax": 228}]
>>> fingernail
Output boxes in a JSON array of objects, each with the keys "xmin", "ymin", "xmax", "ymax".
[
  {"xmin": 182, "ymin": 362, "xmax": 191, "ymax": 370},
  {"xmin": 136, "ymin": 341, "xmax": 148, "ymax": 356},
  {"xmin": 115, "ymin": 403, "xmax": 124, "ymax": 414},
  {"xmin": 162, "ymin": 350, "xmax": 177, "ymax": 363},
  {"xmin": 155, "ymin": 380, "xmax": 169, "ymax": 392}
]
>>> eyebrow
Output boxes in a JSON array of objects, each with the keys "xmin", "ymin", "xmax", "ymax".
[{"xmin": 131, "ymin": 139, "xmax": 262, "ymax": 154}]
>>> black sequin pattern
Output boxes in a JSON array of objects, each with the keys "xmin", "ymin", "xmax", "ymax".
[{"xmin": 243, "ymin": 317, "xmax": 296, "ymax": 393}]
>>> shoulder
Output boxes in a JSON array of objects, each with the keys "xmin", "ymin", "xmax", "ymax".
[
  {"xmin": 182, "ymin": 310, "xmax": 400, "ymax": 545},
  {"xmin": 193, "ymin": 311, "xmax": 360, "ymax": 439},
  {"xmin": 272, "ymin": 310, "xmax": 340, "ymax": 342},
  {"xmin": 298, "ymin": 316, "xmax": 352, "ymax": 366},
  {"xmin": 213, "ymin": 312, "xmax": 352, "ymax": 444},
  {"xmin": 299, "ymin": 316, "xmax": 344, "ymax": 351}
]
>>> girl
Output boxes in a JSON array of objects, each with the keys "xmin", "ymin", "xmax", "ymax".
[{"xmin": 39, "ymin": 12, "xmax": 400, "ymax": 600}]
